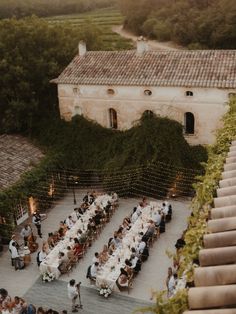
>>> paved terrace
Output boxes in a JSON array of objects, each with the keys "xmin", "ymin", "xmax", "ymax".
[{"xmin": 0, "ymin": 190, "xmax": 190, "ymax": 313}]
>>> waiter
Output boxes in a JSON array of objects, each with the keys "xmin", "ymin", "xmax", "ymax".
[{"xmin": 32, "ymin": 211, "xmax": 42, "ymax": 238}]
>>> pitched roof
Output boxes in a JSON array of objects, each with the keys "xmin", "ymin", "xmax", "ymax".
[
  {"xmin": 0, "ymin": 135, "xmax": 44, "ymax": 190},
  {"xmin": 52, "ymin": 50, "xmax": 236, "ymax": 88}
]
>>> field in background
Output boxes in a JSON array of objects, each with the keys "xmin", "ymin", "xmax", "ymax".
[{"xmin": 45, "ymin": 7, "xmax": 133, "ymax": 50}]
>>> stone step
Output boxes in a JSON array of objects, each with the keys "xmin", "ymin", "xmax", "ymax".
[
  {"xmin": 214, "ymin": 195, "xmax": 236, "ymax": 208},
  {"xmin": 208, "ymin": 216, "xmax": 236, "ymax": 233},
  {"xmin": 226, "ymin": 157, "xmax": 236, "ymax": 164},
  {"xmin": 228, "ymin": 151, "xmax": 236, "ymax": 158},
  {"xmin": 194, "ymin": 264, "xmax": 236, "ymax": 287},
  {"xmin": 184, "ymin": 309, "xmax": 236, "ymax": 314},
  {"xmin": 188, "ymin": 285, "xmax": 236, "ymax": 310},
  {"xmin": 224, "ymin": 163, "xmax": 236, "ymax": 171},
  {"xmin": 230, "ymin": 145, "xmax": 236, "ymax": 152},
  {"xmin": 199, "ymin": 246, "xmax": 236, "ymax": 267},
  {"xmin": 211, "ymin": 205, "xmax": 236, "ymax": 219},
  {"xmin": 219, "ymin": 177, "xmax": 236, "ymax": 188},
  {"xmin": 217, "ymin": 185, "xmax": 236, "ymax": 197},
  {"xmin": 204, "ymin": 230, "xmax": 236, "ymax": 248},
  {"xmin": 222, "ymin": 170, "xmax": 236, "ymax": 180}
]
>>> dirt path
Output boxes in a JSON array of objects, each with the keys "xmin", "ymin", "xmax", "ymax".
[{"xmin": 112, "ymin": 25, "xmax": 184, "ymax": 51}]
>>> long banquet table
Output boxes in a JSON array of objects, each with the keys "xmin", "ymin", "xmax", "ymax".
[
  {"xmin": 40, "ymin": 194, "xmax": 115, "ymax": 278},
  {"xmin": 96, "ymin": 202, "xmax": 159, "ymax": 290}
]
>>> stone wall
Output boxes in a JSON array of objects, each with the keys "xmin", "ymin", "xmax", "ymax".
[{"xmin": 57, "ymin": 84, "xmax": 234, "ymax": 145}]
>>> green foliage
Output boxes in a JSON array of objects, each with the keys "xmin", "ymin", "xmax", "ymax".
[
  {"xmin": 0, "ymin": 0, "xmax": 117, "ymax": 19},
  {"xmin": 0, "ymin": 16, "xmax": 104, "ymax": 133},
  {"xmin": 136, "ymin": 289, "xmax": 188, "ymax": 314},
  {"xmin": 119, "ymin": 0, "xmax": 236, "ymax": 48},
  {"xmin": 31, "ymin": 113, "xmax": 205, "ymax": 171}
]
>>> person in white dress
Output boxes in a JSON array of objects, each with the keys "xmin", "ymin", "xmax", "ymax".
[{"xmin": 67, "ymin": 279, "xmax": 79, "ymax": 312}]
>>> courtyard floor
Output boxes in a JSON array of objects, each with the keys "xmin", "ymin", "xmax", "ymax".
[{"xmin": 0, "ymin": 190, "xmax": 191, "ymax": 313}]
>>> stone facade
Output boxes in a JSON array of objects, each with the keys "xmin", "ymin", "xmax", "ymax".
[
  {"xmin": 53, "ymin": 41, "xmax": 236, "ymax": 145},
  {"xmin": 57, "ymin": 83, "xmax": 232, "ymax": 145}
]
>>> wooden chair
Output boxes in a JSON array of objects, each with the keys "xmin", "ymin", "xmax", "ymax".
[{"xmin": 116, "ymin": 274, "xmax": 134, "ymax": 294}]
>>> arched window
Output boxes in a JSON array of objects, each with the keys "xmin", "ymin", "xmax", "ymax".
[
  {"xmin": 74, "ymin": 106, "xmax": 82, "ymax": 116},
  {"xmin": 143, "ymin": 110, "xmax": 154, "ymax": 117},
  {"xmin": 144, "ymin": 89, "xmax": 152, "ymax": 96},
  {"xmin": 109, "ymin": 108, "xmax": 118, "ymax": 129},
  {"xmin": 186, "ymin": 91, "xmax": 193, "ymax": 97},
  {"xmin": 184, "ymin": 112, "xmax": 195, "ymax": 134},
  {"xmin": 107, "ymin": 88, "xmax": 115, "ymax": 95}
]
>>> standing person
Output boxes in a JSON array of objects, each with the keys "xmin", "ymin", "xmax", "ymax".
[
  {"xmin": 67, "ymin": 279, "xmax": 79, "ymax": 313},
  {"xmin": 9, "ymin": 235, "xmax": 19, "ymax": 266},
  {"xmin": 11, "ymin": 242, "xmax": 22, "ymax": 270},
  {"xmin": 32, "ymin": 212, "xmax": 42, "ymax": 238},
  {"xmin": 20, "ymin": 224, "xmax": 32, "ymax": 246},
  {"xmin": 166, "ymin": 267, "xmax": 176, "ymax": 298}
]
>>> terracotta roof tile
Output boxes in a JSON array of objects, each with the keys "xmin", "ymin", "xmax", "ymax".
[{"xmin": 52, "ymin": 50, "xmax": 236, "ymax": 88}]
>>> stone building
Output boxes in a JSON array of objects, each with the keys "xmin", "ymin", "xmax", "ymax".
[{"xmin": 52, "ymin": 40, "xmax": 236, "ymax": 145}]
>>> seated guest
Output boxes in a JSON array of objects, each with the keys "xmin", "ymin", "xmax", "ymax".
[
  {"xmin": 130, "ymin": 254, "xmax": 141, "ymax": 273},
  {"xmin": 136, "ymin": 202, "xmax": 143, "ymax": 215},
  {"xmin": 144, "ymin": 220, "xmax": 156, "ymax": 240},
  {"xmin": 67, "ymin": 246, "xmax": 77, "ymax": 264},
  {"xmin": 162, "ymin": 202, "xmax": 169, "ymax": 216},
  {"xmin": 73, "ymin": 238, "xmax": 84, "ymax": 258},
  {"xmin": 47, "ymin": 233, "xmax": 55, "ymax": 250},
  {"xmin": 141, "ymin": 245, "xmax": 149, "ymax": 262},
  {"xmin": 152, "ymin": 210, "xmax": 162, "ymax": 226},
  {"xmin": 142, "ymin": 197, "xmax": 148, "ymax": 206},
  {"xmin": 123, "ymin": 217, "xmax": 131, "ymax": 225},
  {"xmin": 59, "ymin": 221, "xmax": 67, "ymax": 236},
  {"xmin": 58, "ymin": 252, "xmax": 68, "ymax": 274},
  {"xmin": 131, "ymin": 209, "xmax": 139, "ymax": 223},
  {"xmin": 12, "ymin": 296, "xmax": 25, "ymax": 314},
  {"xmin": 83, "ymin": 192, "xmax": 90, "ymax": 203},
  {"xmin": 108, "ymin": 242, "xmax": 116, "ymax": 255},
  {"xmin": 90, "ymin": 191, "xmax": 96, "ymax": 204},
  {"xmin": 137, "ymin": 240, "xmax": 146, "ymax": 254},
  {"xmin": 90, "ymin": 262, "xmax": 99, "ymax": 280},
  {"xmin": 42, "ymin": 241, "xmax": 50, "ymax": 254},
  {"xmin": 65, "ymin": 216, "xmax": 75, "ymax": 229},
  {"xmin": 110, "ymin": 233, "xmax": 121, "ymax": 249},
  {"xmin": 94, "ymin": 210, "xmax": 102, "ymax": 226},
  {"xmin": 99, "ymin": 245, "xmax": 109, "ymax": 264},
  {"xmin": 77, "ymin": 229, "xmax": 83, "ymax": 241},
  {"xmin": 124, "ymin": 259, "xmax": 133, "ymax": 277},
  {"xmin": 92, "ymin": 252, "xmax": 100, "ymax": 264},
  {"xmin": 71, "ymin": 208, "xmax": 79, "ymax": 222},
  {"xmin": 88, "ymin": 218, "xmax": 96, "ymax": 232},
  {"xmin": 117, "ymin": 268, "xmax": 129, "ymax": 287}
]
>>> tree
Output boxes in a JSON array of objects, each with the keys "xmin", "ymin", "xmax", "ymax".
[{"xmin": 0, "ymin": 16, "xmax": 103, "ymax": 133}]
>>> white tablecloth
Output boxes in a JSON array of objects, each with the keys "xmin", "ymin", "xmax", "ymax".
[
  {"xmin": 40, "ymin": 194, "xmax": 115, "ymax": 278},
  {"xmin": 96, "ymin": 205, "xmax": 154, "ymax": 290}
]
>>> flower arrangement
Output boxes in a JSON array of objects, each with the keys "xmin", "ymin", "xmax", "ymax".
[
  {"xmin": 42, "ymin": 271, "xmax": 56, "ymax": 282},
  {"xmin": 99, "ymin": 285, "xmax": 112, "ymax": 298}
]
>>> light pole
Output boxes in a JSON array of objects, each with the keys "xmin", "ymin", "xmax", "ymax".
[{"xmin": 72, "ymin": 181, "xmax": 78, "ymax": 205}]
